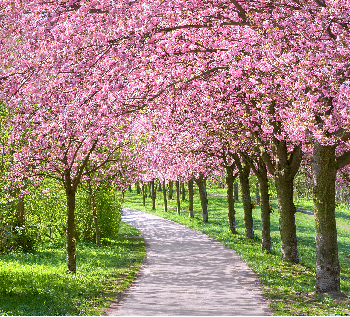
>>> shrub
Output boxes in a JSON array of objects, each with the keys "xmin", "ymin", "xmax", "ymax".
[{"xmin": 95, "ymin": 188, "xmax": 122, "ymax": 239}]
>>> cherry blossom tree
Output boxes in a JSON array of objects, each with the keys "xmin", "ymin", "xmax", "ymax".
[{"xmin": 2, "ymin": 0, "xmax": 350, "ymax": 293}]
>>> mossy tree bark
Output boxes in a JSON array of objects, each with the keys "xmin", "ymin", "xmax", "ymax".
[
  {"xmin": 254, "ymin": 101, "xmax": 302, "ymax": 263},
  {"xmin": 188, "ymin": 178, "xmax": 194, "ymax": 218},
  {"xmin": 310, "ymin": 97, "xmax": 350, "ymax": 293},
  {"xmin": 274, "ymin": 166, "xmax": 299, "ymax": 263},
  {"xmin": 271, "ymin": 142, "xmax": 302, "ymax": 263},
  {"xmin": 311, "ymin": 141, "xmax": 350, "ymax": 293}
]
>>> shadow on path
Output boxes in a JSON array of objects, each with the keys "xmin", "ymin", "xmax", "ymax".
[{"xmin": 106, "ymin": 208, "xmax": 272, "ymax": 316}]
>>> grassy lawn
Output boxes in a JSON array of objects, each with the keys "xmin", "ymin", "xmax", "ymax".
[
  {"xmin": 0, "ymin": 222, "xmax": 146, "ymax": 316},
  {"xmin": 122, "ymin": 186, "xmax": 350, "ymax": 316}
]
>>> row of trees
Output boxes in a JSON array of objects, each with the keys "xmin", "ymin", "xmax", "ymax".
[{"xmin": 1, "ymin": 0, "xmax": 350, "ymax": 295}]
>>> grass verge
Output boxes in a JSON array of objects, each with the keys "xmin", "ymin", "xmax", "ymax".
[
  {"xmin": 0, "ymin": 221, "xmax": 146, "ymax": 316},
  {"xmin": 122, "ymin": 186, "xmax": 350, "ymax": 316}
]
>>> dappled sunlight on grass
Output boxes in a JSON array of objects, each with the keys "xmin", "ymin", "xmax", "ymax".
[{"xmin": 0, "ymin": 222, "xmax": 145, "ymax": 316}]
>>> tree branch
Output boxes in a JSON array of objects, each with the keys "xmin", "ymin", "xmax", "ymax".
[{"xmin": 336, "ymin": 151, "xmax": 350, "ymax": 170}]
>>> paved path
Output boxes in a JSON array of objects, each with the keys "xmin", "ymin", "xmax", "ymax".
[{"xmin": 106, "ymin": 208, "xmax": 272, "ymax": 316}]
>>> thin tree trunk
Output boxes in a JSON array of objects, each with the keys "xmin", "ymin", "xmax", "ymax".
[
  {"xmin": 226, "ymin": 166, "xmax": 236, "ymax": 234},
  {"xmin": 151, "ymin": 179, "xmax": 156, "ymax": 210},
  {"xmin": 158, "ymin": 180, "xmax": 163, "ymax": 192},
  {"xmin": 91, "ymin": 194, "xmax": 101, "ymax": 247},
  {"xmin": 82, "ymin": 210, "xmax": 92, "ymax": 242},
  {"xmin": 168, "ymin": 181, "xmax": 173, "ymax": 200},
  {"xmin": 235, "ymin": 155, "xmax": 254, "ymax": 239},
  {"xmin": 312, "ymin": 142, "xmax": 340, "ymax": 293},
  {"xmin": 247, "ymin": 155, "xmax": 271, "ymax": 252},
  {"xmin": 142, "ymin": 183, "xmax": 146, "ymax": 207},
  {"xmin": 188, "ymin": 179, "xmax": 194, "ymax": 218},
  {"xmin": 256, "ymin": 159, "xmax": 271, "ymax": 253},
  {"xmin": 181, "ymin": 183, "xmax": 186, "ymax": 201},
  {"xmin": 66, "ymin": 187, "xmax": 77, "ymax": 273},
  {"xmin": 88, "ymin": 183, "xmax": 101, "ymax": 247},
  {"xmin": 195, "ymin": 173, "xmax": 208, "ymax": 223},
  {"xmin": 15, "ymin": 199, "xmax": 25, "ymax": 227},
  {"xmin": 176, "ymin": 180, "xmax": 181, "ymax": 214},
  {"xmin": 128, "ymin": 185, "xmax": 132, "ymax": 192},
  {"xmin": 255, "ymin": 181, "xmax": 260, "ymax": 205},
  {"xmin": 234, "ymin": 182, "xmax": 239, "ymax": 201},
  {"xmin": 136, "ymin": 182, "xmax": 141, "ymax": 194},
  {"xmin": 162, "ymin": 180, "xmax": 167, "ymax": 212}
]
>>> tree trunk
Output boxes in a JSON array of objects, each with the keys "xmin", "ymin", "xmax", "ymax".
[
  {"xmin": 82, "ymin": 210, "xmax": 92, "ymax": 242},
  {"xmin": 168, "ymin": 181, "xmax": 173, "ymax": 200},
  {"xmin": 91, "ymin": 194, "xmax": 101, "ymax": 247},
  {"xmin": 136, "ymin": 182, "xmax": 141, "ymax": 194},
  {"xmin": 162, "ymin": 180, "xmax": 168, "ymax": 212},
  {"xmin": 226, "ymin": 166, "xmax": 236, "ymax": 234},
  {"xmin": 15, "ymin": 199, "xmax": 25, "ymax": 227},
  {"xmin": 312, "ymin": 141, "xmax": 340, "ymax": 293},
  {"xmin": 158, "ymin": 180, "xmax": 163, "ymax": 192},
  {"xmin": 237, "ymin": 157, "xmax": 254, "ymax": 239},
  {"xmin": 142, "ymin": 183, "xmax": 146, "ymax": 207},
  {"xmin": 260, "ymin": 139, "xmax": 302, "ymax": 263},
  {"xmin": 128, "ymin": 185, "xmax": 132, "ymax": 192},
  {"xmin": 151, "ymin": 179, "xmax": 156, "ymax": 210},
  {"xmin": 181, "ymin": 183, "xmax": 186, "ymax": 201},
  {"xmin": 176, "ymin": 180, "xmax": 181, "ymax": 214},
  {"xmin": 87, "ymin": 183, "xmax": 101, "ymax": 247},
  {"xmin": 255, "ymin": 181, "xmax": 261, "ymax": 205},
  {"xmin": 275, "ymin": 170, "xmax": 299, "ymax": 263},
  {"xmin": 66, "ymin": 188, "xmax": 77, "ymax": 273},
  {"xmin": 256, "ymin": 160, "xmax": 271, "ymax": 253},
  {"xmin": 247, "ymin": 155, "xmax": 271, "ymax": 252},
  {"xmin": 195, "ymin": 174, "xmax": 208, "ymax": 223},
  {"xmin": 234, "ymin": 182, "xmax": 239, "ymax": 201},
  {"xmin": 188, "ymin": 179, "xmax": 194, "ymax": 218}
]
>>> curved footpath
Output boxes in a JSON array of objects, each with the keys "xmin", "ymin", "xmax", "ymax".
[{"xmin": 106, "ymin": 208, "xmax": 273, "ymax": 316}]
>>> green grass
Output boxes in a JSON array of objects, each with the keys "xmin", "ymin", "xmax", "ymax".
[
  {"xmin": 122, "ymin": 186, "xmax": 350, "ymax": 316},
  {"xmin": 0, "ymin": 222, "xmax": 146, "ymax": 316}
]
